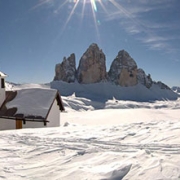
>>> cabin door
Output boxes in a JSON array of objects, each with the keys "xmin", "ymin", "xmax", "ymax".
[{"xmin": 16, "ymin": 120, "xmax": 22, "ymax": 129}]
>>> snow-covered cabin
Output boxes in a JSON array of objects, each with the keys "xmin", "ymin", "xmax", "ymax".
[{"xmin": 0, "ymin": 72, "xmax": 64, "ymax": 130}]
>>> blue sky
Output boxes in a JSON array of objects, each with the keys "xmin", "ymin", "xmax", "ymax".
[{"xmin": 0, "ymin": 0, "xmax": 180, "ymax": 87}]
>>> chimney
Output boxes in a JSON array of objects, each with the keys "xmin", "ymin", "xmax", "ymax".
[{"xmin": 0, "ymin": 71, "xmax": 7, "ymax": 107}]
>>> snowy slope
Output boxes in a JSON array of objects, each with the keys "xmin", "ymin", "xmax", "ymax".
[
  {"xmin": 1, "ymin": 83, "xmax": 180, "ymax": 179},
  {"xmin": 51, "ymin": 81, "xmax": 178, "ymax": 102},
  {"xmin": 62, "ymin": 94, "xmax": 180, "ymax": 112},
  {"xmin": 0, "ymin": 107, "xmax": 180, "ymax": 180},
  {"xmin": 5, "ymin": 82, "xmax": 15, "ymax": 91},
  {"xmin": 5, "ymin": 82, "xmax": 50, "ymax": 91}
]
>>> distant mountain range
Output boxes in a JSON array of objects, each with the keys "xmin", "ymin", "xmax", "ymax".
[
  {"xmin": 53, "ymin": 43, "xmax": 171, "ymax": 89},
  {"xmin": 5, "ymin": 43, "xmax": 179, "ymax": 102},
  {"xmin": 51, "ymin": 43, "xmax": 179, "ymax": 101}
]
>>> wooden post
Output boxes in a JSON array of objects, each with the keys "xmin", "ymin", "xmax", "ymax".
[{"xmin": 16, "ymin": 119, "xmax": 22, "ymax": 129}]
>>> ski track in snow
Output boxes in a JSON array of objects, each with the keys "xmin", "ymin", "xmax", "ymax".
[{"xmin": 0, "ymin": 118, "xmax": 180, "ymax": 180}]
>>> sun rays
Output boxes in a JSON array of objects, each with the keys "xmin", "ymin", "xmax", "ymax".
[
  {"xmin": 91, "ymin": 0, "xmax": 98, "ymax": 12},
  {"xmin": 58, "ymin": 0, "xmax": 125, "ymax": 37},
  {"xmin": 32, "ymin": 0, "xmax": 130, "ymax": 38}
]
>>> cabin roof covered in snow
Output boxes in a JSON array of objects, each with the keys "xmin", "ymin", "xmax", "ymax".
[
  {"xmin": 0, "ymin": 88, "xmax": 64, "ymax": 121},
  {"xmin": 0, "ymin": 71, "xmax": 7, "ymax": 77}
]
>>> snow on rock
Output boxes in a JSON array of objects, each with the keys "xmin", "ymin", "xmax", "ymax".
[
  {"xmin": 155, "ymin": 81, "xmax": 171, "ymax": 90},
  {"xmin": 172, "ymin": 86, "xmax": 180, "ymax": 93}
]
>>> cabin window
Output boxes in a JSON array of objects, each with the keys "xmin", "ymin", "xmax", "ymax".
[
  {"xmin": 44, "ymin": 121, "xmax": 47, "ymax": 126},
  {"xmin": 1, "ymin": 78, "xmax": 5, "ymax": 88}
]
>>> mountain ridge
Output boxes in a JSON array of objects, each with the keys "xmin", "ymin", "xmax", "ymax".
[
  {"xmin": 51, "ymin": 43, "xmax": 179, "ymax": 102},
  {"xmin": 53, "ymin": 43, "xmax": 170, "ymax": 90}
]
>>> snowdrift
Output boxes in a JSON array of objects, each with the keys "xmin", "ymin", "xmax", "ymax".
[
  {"xmin": 1, "ymin": 82, "xmax": 180, "ymax": 179},
  {"xmin": 51, "ymin": 81, "xmax": 178, "ymax": 102}
]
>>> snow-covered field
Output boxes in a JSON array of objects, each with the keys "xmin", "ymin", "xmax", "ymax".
[{"xmin": 1, "ymin": 83, "xmax": 180, "ymax": 179}]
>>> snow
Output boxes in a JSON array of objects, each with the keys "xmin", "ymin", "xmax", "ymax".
[
  {"xmin": 172, "ymin": 86, "xmax": 180, "ymax": 93},
  {"xmin": 1, "ymin": 82, "xmax": 180, "ymax": 179},
  {"xmin": 6, "ymin": 88, "xmax": 57, "ymax": 118},
  {"xmin": 51, "ymin": 81, "xmax": 178, "ymax": 102},
  {"xmin": 5, "ymin": 82, "xmax": 50, "ymax": 91},
  {"xmin": 0, "ymin": 71, "xmax": 7, "ymax": 77}
]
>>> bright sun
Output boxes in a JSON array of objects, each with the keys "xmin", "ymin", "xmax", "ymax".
[
  {"xmin": 61, "ymin": 0, "xmax": 125, "ymax": 32},
  {"xmin": 33, "ymin": 0, "xmax": 126, "ymax": 37}
]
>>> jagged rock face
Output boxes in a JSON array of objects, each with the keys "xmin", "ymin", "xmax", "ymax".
[
  {"xmin": 53, "ymin": 44, "xmax": 171, "ymax": 93},
  {"xmin": 108, "ymin": 50, "xmax": 138, "ymax": 86},
  {"xmin": 155, "ymin": 81, "xmax": 171, "ymax": 90},
  {"xmin": 137, "ymin": 69, "xmax": 153, "ymax": 88},
  {"xmin": 118, "ymin": 68, "xmax": 138, "ymax": 87},
  {"xmin": 77, "ymin": 43, "xmax": 106, "ymax": 84},
  {"xmin": 54, "ymin": 53, "xmax": 76, "ymax": 83}
]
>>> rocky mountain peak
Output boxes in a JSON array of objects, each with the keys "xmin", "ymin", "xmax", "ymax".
[
  {"xmin": 118, "ymin": 49, "xmax": 128, "ymax": 56},
  {"xmin": 77, "ymin": 43, "xmax": 106, "ymax": 84},
  {"xmin": 137, "ymin": 68, "xmax": 152, "ymax": 88},
  {"xmin": 108, "ymin": 50, "xmax": 137, "ymax": 86},
  {"xmin": 117, "ymin": 50, "xmax": 137, "ymax": 69},
  {"xmin": 54, "ymin": 53, "xmax": 76, "ymax": 83},
  {"xmin": 53, "ymin": 43, "xmax": 171, "ymax": 91},
  {"xmin": 89, "ymin": 43, "xmax": 99, "ymax": 48}
]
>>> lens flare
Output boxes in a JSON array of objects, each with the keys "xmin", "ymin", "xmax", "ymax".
[
  {"xmin": 91, "ymin": 0, "xmax": 97, "ymax": 12},
  {"xmin": 32, "ymin": 0, "xmax": 133, "ymax": 39}
]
